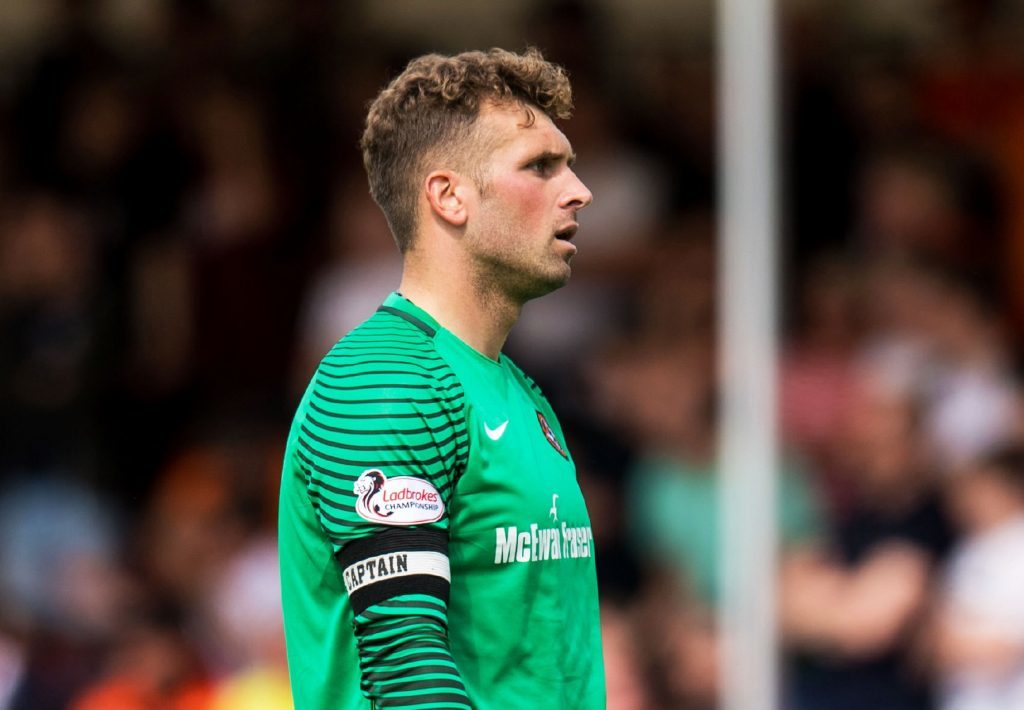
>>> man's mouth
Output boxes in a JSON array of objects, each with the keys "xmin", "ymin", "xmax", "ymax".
[{"xmin": 554, "ymin": 223, "xmax": 578, "ymax": 241}]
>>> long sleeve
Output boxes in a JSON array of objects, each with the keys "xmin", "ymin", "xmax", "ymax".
[
  {"xmin": 354, "ymin": 594, "xmax": 471, "ymax": 708},
  {"xmin": 291, "ymin": 305, "xmax": 473, "ymax": 708}
]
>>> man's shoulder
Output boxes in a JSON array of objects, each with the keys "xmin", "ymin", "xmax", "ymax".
[
  {"xmin": 333, "ymin": 306, "xmax": 436, "ymax": 351},
  {"xmin": 315, "ymin": 307, "xmax": 448, "ymax": 376},
  {"xmin": 304, "ymin": 307, "xmax": 465, "ymax": 417}
]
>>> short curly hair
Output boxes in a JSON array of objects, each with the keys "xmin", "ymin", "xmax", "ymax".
[{"xmin": 360, "ymin": 47, "xmax": 573, "ymax": 252}]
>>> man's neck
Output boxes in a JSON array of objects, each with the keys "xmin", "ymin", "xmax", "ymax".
[{"xmin": 398, "ymin": 261, "xmax": 521, "ymax": 361}]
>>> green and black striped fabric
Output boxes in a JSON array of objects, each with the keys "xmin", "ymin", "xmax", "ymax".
[
  {"xmin": 354, "ymin": 595, "xmax": 470, "ymax": 708},
  {"xmin": 280, "ymin": 292, "xmax": 606, "ymax": 710},
  {"xmin": 297, "ymin": 312, "xmax": 469, "ymax": 549},
  {"xmin": 281, "ymin": 303, "xmax": 470, "ymax": 710}
]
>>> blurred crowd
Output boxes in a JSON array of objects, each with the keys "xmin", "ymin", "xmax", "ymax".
[{"xmin": 3, "ymin": 0, "xmax": 1024, "ymax": 708}]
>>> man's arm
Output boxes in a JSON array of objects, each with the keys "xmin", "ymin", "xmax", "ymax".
[
  {"xmin": 296, "ymin": 335, "xmax": 472, "ymax": 708},
  {"xmin": 339, "ymin": 529, "xmax": 469, "ymax": 708},
  {"xmin": 780, "ymin": 542, "xmax": 931, "ymax": 657},
  {"xmin": 931, "ymin": 604, "xmax": 1024, "ymax": 676}
]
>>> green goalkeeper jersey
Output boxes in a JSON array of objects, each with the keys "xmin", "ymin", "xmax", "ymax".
[{"xmin": 279, "ymin": 291, "xmax": 605, "ymax": 710}]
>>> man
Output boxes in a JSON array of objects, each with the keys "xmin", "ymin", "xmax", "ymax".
[
  {"xmin": 278, "ymin": 48, "xmax": 604, "ymax": 710},
  {"xmin": 934, "ymin": 445, "xmax": 1024, "ymax": 710},
  {"xmin": 780, "ymin": 375, "xmax": 953, "ymax": 710}
]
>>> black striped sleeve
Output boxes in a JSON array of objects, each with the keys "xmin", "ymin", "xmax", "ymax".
[
  {"xmin": 354, "ymin": 594, "xmax": 471, "ymax": 708},
  {"xmin": 339, "ymin": 528, "xmax": 471, "ymax": 708},
  {"xmin": 296, "ymin": 312, "xmax": 470, "ymax": 551},
  {"xmin": 298, "ymin": 310, "xmax": 473, "ymax": 708}
]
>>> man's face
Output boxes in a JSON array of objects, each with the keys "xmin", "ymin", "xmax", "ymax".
[{"xmin": 461, "ymin": 102, "xmax": 593, "ymax": 302}]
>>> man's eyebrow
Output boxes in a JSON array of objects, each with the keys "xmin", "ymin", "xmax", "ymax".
[{"xmin": 529, "ymin": 150, "xmax": 577, "ymax": 166}]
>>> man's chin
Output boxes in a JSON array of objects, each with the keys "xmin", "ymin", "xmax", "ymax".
[
  {"xmin": 477, "ymin": 257, "xmax": 571, "ymax": 303},
  {"xmin": 517, "ymin": 267, "xmax": 571, "ymax": 302}
]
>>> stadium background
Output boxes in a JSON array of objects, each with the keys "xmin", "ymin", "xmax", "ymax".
[{"xmin": 2, "ymin": 0, "xmax": 1024, "ymax": 707}]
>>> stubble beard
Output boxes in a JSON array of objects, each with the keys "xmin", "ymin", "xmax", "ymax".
[
  {"xmin": 469, "ymin": 223, "xmax": 571, "ymax": 307},
  {"xmin": 469, "ymin": 180, "xmax": 572, "ymax": 305},
  {"xmin": 473, "ymin": 254, "xmax": 569, "ymax": 307}
]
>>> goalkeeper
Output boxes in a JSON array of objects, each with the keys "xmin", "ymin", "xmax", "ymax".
[{"xmin": 279, "ymin": 47, "xmax": 604, "ymax": 709}]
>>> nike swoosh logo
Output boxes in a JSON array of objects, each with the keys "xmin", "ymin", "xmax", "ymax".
[{"xmin": 484, "ymin": 420, "xmax": 509, "ymax": 441}]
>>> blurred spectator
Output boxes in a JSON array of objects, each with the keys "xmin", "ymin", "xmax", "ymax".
[
  {"xmin": 592, "ymin": 334, "xmax": 820, "ymax": 706},
  {"xmin": 854, "ymin": 148, "xmax": 1000, "ymax": 275},
  {"xmin": 0, "ymin": 194, "xmax": 102, "ymax": 473},
  {"xmin": 69, "ymin": 603, "xmax": 214, "ymax": 710},
  {"xmin": 0, "ymin": 478, "xmax": 122, "ymax": 636},
  {"xmin": 860, "ymin": 261, "xmax": 1021, "ymax": 473},
  {"xmin": 932, "ymin": 445, "xmax": 1024, "ymax": 710},
  {"xmin": 0, "ymin": 476, "xmax": 125, "ymax": 709},
  {"xmin": 138, "ymin": 445, "xmax": 250, "ymax": 610},
  {"xmin": 207, "ymin": 538, "xmax": 291, "ymax": 710},
  {"xmin": 617, "ymin": 339, "xmax": 821, "ymax": 606},
  {"xmin": 780, "ymin": 253, "xmax": 862, "ymax": 515},
  {"xmin": 916, "ymin": 278, "xmax": 1021, "ymax": 471},
  {"xmin": 781, "ymin": 372, "xmax": 955, "ymax": 710}
]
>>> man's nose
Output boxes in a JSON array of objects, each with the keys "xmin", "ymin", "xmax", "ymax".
[{"xmin": 561, "ymin": 171, "xmax": 593, "ymax": 210}]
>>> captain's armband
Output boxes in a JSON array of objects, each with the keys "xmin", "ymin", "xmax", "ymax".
[{"xmin": 336, "ymin": 528, "xmax": 450, "ymax": 615}]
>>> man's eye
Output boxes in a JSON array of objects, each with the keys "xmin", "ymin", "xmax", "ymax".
[{"xmin": 529, "ymin": 160, "xmax": 553, "ymax": 175}]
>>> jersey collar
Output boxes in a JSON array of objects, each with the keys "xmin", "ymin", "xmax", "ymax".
[
  {"xmin": 381, "ymin": 291, "xmax": 506, "ymax": 367},
  {"xmin": 379, "ymin": 291, "xmax": 442, "ymax": 338}
]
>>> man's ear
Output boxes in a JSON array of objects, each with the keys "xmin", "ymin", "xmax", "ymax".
[{"xmin": 425, "ymin": 170, "xmax": 469, "ymax": 228}]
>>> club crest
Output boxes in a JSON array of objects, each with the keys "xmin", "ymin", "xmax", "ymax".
[{"xmin": 536, "ymin": 411, "xmax": 568, "ymax": 459}]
